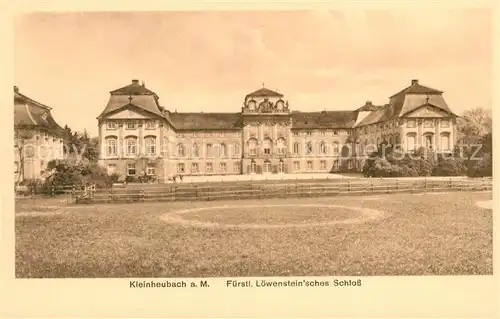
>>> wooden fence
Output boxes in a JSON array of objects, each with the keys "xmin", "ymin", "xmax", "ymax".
[{"xmin": 72, "ymin": 177, "xmax": 492, "ymax": 204}]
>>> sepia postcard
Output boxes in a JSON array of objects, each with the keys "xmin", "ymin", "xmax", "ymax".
[{"xmin": 1, "ymin": 0, "xmax": 498, "ymax": 318}]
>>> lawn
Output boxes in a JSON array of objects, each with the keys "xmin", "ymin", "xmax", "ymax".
[{"xmin": 15, "ymin": 191, "xmax": 492, "ymax": 278}]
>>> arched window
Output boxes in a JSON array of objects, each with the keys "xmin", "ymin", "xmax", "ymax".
[
  {"xmin": 125, "ymin": 136, "xmax": 137, "ymax": 155},
  {"xmin": 219, "ymin": 143, "xmax": 227, "ymax": 157},
  {"xmin": 263, "ymin": 160, "xmax": 272, "ymax": 173},
  {"xmin": 192, "ymin": 143, "xmax": 199, "ymax": 157},
  {"xmin": 163, "ymin": 137, "xmax": 169, "ymax": 156},
  {"xmin": 177, "ymin": 143, "xmax": 185, "ymax": 157},
  {"xmin": 333, "ymin": 142, "xmax": 339, "ymax": 154},
  {"xmin": 105, "ymin": 136, "xmax": 117, "ymax": 156},
  {"xmin": 306, "ymin": 141, "xmax": 313, "ymax": 155},
  {"xmin": 250, "ymin": 160, "xmax": 257, "ymax": 173},
  {"xmin": 233, "ymin": 143, "xmax": 241, "ymax": 156},
  {"xmin": 277, "ymin": 138, "xmax": 286, "ymax": 155},
  {"xmin": 319, "ymin": 141, "xmax": 327, "ymax": 154},
  {"xmin": 278, "ymin": 159, "xmax": 285, "ymax": 173},
  {"xmin": 144, "ymin": 136, "xmax": 156, "ymax": 155},
  {"xmin": 440, "ymin": 133, "xmax": 450, "ymax": 151},
  {"xmin": 293, "ymin": 142, "xmax": 300, "ymax": 155},
  {"xmin": 406, "ymin": 133, "xmax": 417, "ymax": 151},
  {"xmin": 424, "ymin": 133, "xmax": 434, "ymax": 150},
  {"xmin": 263, "ymin": 138, "xmax": 272, "ymax": 155},
  {"xmin": 206, "ymin": 143, "xmax": 213, "ymax": 157},
  {"xmin": 248, "ymin": 138, "xmax": 258, "ymax": 156}
]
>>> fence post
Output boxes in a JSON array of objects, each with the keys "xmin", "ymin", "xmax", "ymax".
[
  {"xmin": 348, "ymin": 181, "xmax": 351, "ymax": 193},
  {"xmin": 424, "ymin": 179, "xmax": 427, "ymax": 192},
  {"xmin": 449, "ymin": 178, "xmax": 452, "ymax": 189},
  {"xmin": 51, "ymin": 185, "xmax": 55, "ymax": 197},
  {"xmin": 370, "ymin": 179, "xmax": 374, "ymax": 192},
  {"xmin": 396, "ymin": 180, "xmax": 399, "ymax": 191}
]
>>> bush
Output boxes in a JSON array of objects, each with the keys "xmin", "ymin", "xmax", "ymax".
[
  {"xmin": 43, "ymin": 159, "xmax": 117, "ymax": 190},
  {"xmin": 433, "ymin": 158, "xmax": 467, "ymax": 176},
  {"xmin": 467, "ymin": 152, "xmax": 492, "ymax": 177}
]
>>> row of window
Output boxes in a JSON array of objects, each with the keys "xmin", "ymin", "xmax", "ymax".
[
  {"xmin": 106, "ymin": 120, "xmax": 158, "ymax": 130},
  {"xmin": 291, "ymin": 130, "xmax": 348, "ymax": 136},
  {"xmin": 358, "ymin": 119, "xmax": 450, "ymax": 135},
  {"xmin": 291, "ymin": 160, "xmax": 352, "ymax": 171},
  {"xmin": 106, "ymin": 120, "xmax": 242, "ymax": 138},
  {"xmin": 106, "ymin": 120, "xmax": 354, "ymax": 137},
  {"xmin": 105, "ymin": 136, "xmax": 242, "ymax": 157},
  {"xmin": 105, "ymin": 136, "xmax": 347, "ymax": 157},
  {"xmin": 114, "ymin": 159, "xmax": 356, "ymax": 177},
  {"xmin": 290, "ymin": 141, "xmax": 341, "ymax": 155},
  {"xmin": 407, "ymin": 119, "xmax": 450, "ymax": 128},
  {"xmin": 176, "ymin": 162, "xmax": 241, "ymax": 174},
  {"xmin": 406, "ymin": 132, "xmax": 451, "ymax": 151}
]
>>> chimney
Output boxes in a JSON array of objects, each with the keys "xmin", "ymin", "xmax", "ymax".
[
  {"xmin": 411, "ymin": 79, "xmax": 419, "ymax": 85},
  {"xmin": 14, "ymin": 86, "xmax": 19, "ymax": 93},
  {"xmin": 141, "ymin": 80, "xmax": 145, "ymax": 87},
  {"xmin": 132, "ymin": 79, "xmax": 139, "ymax": 85},
  {"xmin": 366, "ymin": 100, "xmax": 372, "ymax": 106}
]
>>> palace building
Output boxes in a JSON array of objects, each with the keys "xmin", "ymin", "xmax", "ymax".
[
  {"xmin": 97, "ymin": 79, "xmax": 458, "ymax": 182},
  {"xmin": 14, "ymin": 86, "xmax": 66, "ymax": 182}
]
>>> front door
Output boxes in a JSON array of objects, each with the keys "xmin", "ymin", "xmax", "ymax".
[
  {"xmin": 278, "ymin": 161, "xmax": 285, "ymax": 173},
  {"xmin": 263, "ymin": 161, "xmax": 272, "ymax": 173},
  {"xmin": 250, "ymin": 161, "xmax": 257, "ymax": 174}
]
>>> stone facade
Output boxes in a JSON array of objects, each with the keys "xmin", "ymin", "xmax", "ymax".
[
  {"xmin": 97, "ymin": 79, "xmax": 458, "ymax": 182},
  {"xmin": 14, "ymin": 86, "xmax": 65, "ymax": 182}
]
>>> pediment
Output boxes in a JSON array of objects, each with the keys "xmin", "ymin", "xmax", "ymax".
[
  {"xmin": 104, "ymin": 104, "xmax": 160, "ymax": 119},
  {"xmin": 403, "ymin": 104, "xmax": 451, "ymax": 118}
]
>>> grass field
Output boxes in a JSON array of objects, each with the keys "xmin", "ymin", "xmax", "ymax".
[{"xmin": 15, "ymin": 191, "xmax": 492, "ymax": 278}]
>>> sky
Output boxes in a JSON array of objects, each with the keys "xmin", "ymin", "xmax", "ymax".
[{"xmin": 14, "ymin": 9, "xmax": 492, "ymax": 136}]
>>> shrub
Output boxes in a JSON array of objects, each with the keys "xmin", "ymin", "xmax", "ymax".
[
  {"xmin": 432, "ymin": 158, "xmax": 467, "ymax": 176},
  {"xmin": 43, "ymin": 159, "xmax": 117, "ymax": 190},
  {"xmin": 467, "ymin": 152, "xmax": 492, "ymax": 177}
]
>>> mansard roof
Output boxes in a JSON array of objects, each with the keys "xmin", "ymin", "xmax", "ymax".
[
  {"xmin": 355, "ymin": 80, "xmax": 454, "ymax": 127},
  {"xmin": 169, "ymin": 112, "xmax": 243, "ymax": 130},
  {"xmin": 96, "ymin": 79, "xmax": 456, "ymax": 130},
  {"xmin": 291, "ymin": 111, "xmax": 358, "ymax": 129},
  {"xmin": 389, "ymin": 79, "xmax": 443, "ymax": 98},
  {"xmin": 356, "ymin": 100, "xmax": 381, "ymax": 112},
  {"xmin": 110, "ymin": 79, "xmax": 157, "ymax": 96},
  {"xmin": 98, "ymin": 80, "xmax": 164, "ymax": 119},
  {"xmin": 14, "ymin": 86, "xmax": 65, "ymax": 136}
]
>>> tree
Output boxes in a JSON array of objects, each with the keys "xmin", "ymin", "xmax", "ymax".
[
  {"xmin": 457, "ymin": 107, "xmax": 492, "ymax": 144},
  {"xmin": 62, "ymin": 126, "xmax": 100, "ymax": 163}
]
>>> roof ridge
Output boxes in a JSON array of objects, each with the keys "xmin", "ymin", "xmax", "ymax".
[
  {"xmin": 246, "ymin": 87, "xmax": 284, "ymax": 98},
  {"xmin": 15, "ymin": 91, "xmax": 52, "ymax": 110}
]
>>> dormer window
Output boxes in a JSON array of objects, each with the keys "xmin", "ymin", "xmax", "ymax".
[{"xmin": 106, "ymin": 121, "xmax": 117, "ymax": 130}]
